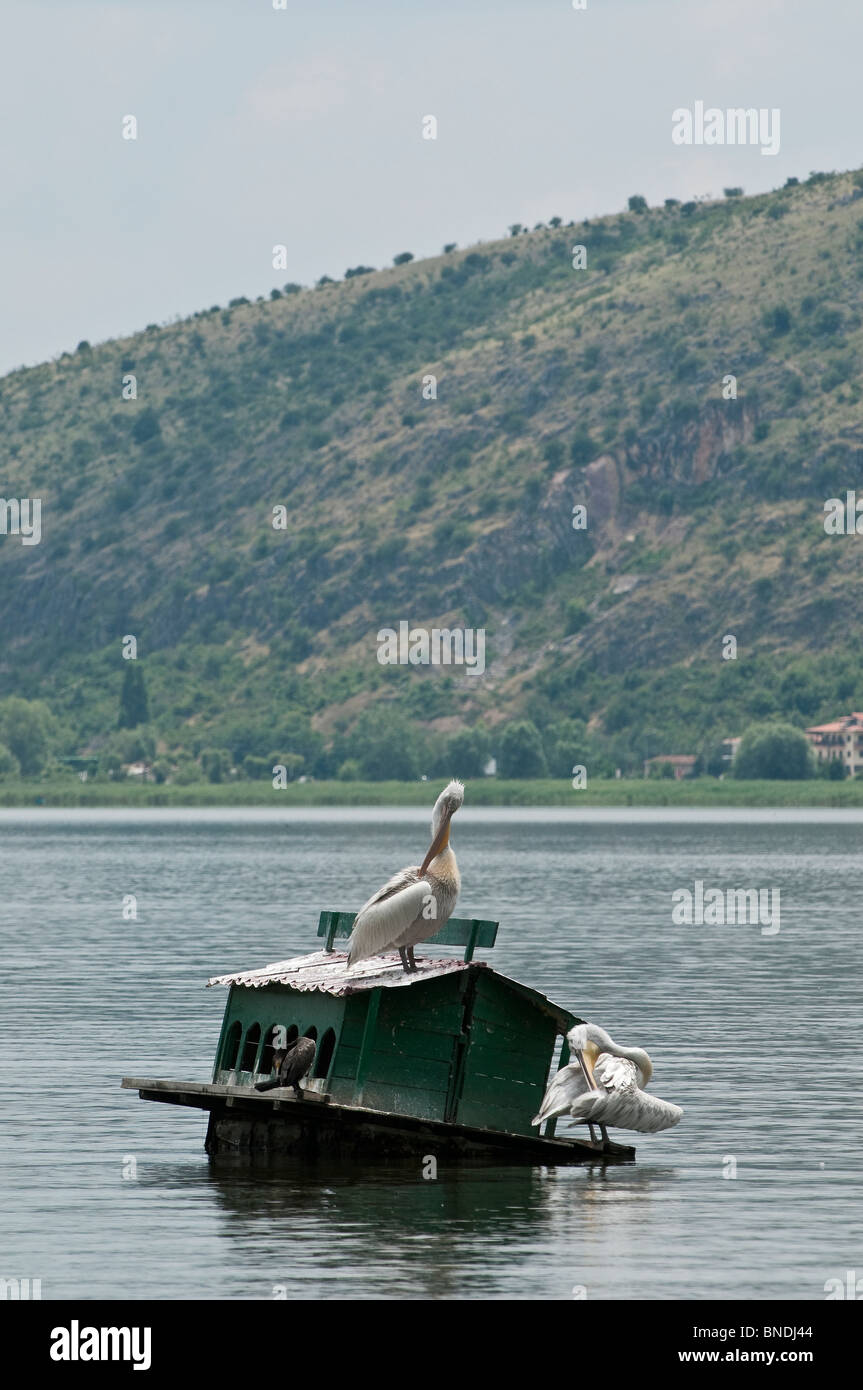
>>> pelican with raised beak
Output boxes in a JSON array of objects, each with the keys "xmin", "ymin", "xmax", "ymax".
[{"xmin": 346, "ymin": 779, "xmax": 464, "ymax": 973}]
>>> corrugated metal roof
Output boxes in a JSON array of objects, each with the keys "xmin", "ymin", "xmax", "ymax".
[
  {"xmin": 206, "ymin": 949, "xmax": 475, "ymax": 996},
  {"xmin": 206, "ymin": 949, "xmax": 577, "ymax": 1027}
]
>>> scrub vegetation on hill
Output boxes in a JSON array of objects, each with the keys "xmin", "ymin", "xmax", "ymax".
[{"xmin": 2, "ymin": 169, "xmax": 862, "ymax": 788}]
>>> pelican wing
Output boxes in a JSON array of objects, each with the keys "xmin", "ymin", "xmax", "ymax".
[
  {"xmin": 567, "ymin": 1089, "xmax": 609, "ymax": 1123},
  {"xmin": 594, "ymin": 1053, "xmax": 640, "ymax": 1094},
  {"xmin": 532, "ymin": 1062, "xmax": 597, "ymax": 1126},
  {"xmin": 598, "ymin": 1088, "xmax": 683, "ymax": 1134},
  {"xmin": 346, "ymin": 868, "xmax": 430, "ymax": 966}
]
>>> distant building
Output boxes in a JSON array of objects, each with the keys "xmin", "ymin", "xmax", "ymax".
[
  {"xmin": 805, "ymin": 713, "xmax": 863, "ymax": 775},
  {"xmin": 124, "ymin": 762, "xmax": 153, "ymax": 781},
  {"xmin": 721, "ymin": 736, "xmax": 742, "ymax": 765},
  {"xmin": 643, "ymin": 754, "xmax": 696, "ymax": 780}
]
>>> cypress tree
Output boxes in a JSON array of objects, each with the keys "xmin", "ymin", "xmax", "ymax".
[{"xmin": 118, "ymin": 664, "xmax": 149, "ymax": 728}]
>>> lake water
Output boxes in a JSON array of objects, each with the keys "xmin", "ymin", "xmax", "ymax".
[{"xmin": 1, "ymin": 807, "xmax": 860, "ymax": 1301}]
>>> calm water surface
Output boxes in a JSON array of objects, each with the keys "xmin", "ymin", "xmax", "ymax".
[{"xmin": 1, "ymin": 808, "xmax": 861, "ymax": 1300}]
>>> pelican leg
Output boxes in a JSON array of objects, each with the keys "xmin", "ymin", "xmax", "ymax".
[
  {"xmin": 398, "ymin": 947, "xmax": 411, "ymax": 973},
  {"xmin": 293, "ymin": 1084, "xmax": 304, "ymax": 1101},
  {"xmin": 407, "ymin": 946, "xmax": 418, "ymax": 972},
  {"xmin": 599, "ymin": 1123, "xmax": 609, "ymax": 1147},
  {"xmin": 587, "ymin": 1123, "xmax": 599, "ymax": 1145}
]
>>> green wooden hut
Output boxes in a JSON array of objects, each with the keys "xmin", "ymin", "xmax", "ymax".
[{"xmin": 122, "ymin": 912, "xmax": 635, "ymax": 1165}]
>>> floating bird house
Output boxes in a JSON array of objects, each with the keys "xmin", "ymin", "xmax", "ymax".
[{"xmin": 123, "ymin": 911, "xmax": 635, "ymax": 1164}]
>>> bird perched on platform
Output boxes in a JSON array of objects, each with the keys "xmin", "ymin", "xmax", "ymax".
[
  {"xmin": 254, "ymin": 1036, "xmax": 316, "ymax": 1098},
  {"xmin": 532, "ymin": 1022, "xmax": 683, "ymax": 1142},
  {"xmin": 346, "ymin": 779, "xmax": 464, "ymax": 973}
]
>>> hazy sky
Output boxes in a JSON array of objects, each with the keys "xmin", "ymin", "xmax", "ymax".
[{"xmin": 1, "ymin": 0, "xmax": 860, "ymax": 376}]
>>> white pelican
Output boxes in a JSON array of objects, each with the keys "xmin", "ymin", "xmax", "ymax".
[
  {"xmin": 533, "ymin": 1022, "xmax": 683, "ymax": 1142},
  {"xmin": 346, "ymin": 779, "xmax": 464, "ymax": 973}
]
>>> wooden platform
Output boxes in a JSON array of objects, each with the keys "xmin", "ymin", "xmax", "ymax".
[{"xmin": 121, "ymin": 1077, "xmax": 636, "ymax": 1165}]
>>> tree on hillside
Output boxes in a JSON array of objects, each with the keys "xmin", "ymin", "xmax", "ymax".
[
  {"xmin": 542, "ymin": 718, "xmax": 590, "ymax": 777},
  {"xmin": 131, "ymin": 406, "xmax": 161, "ymax": 444},
  {"xmin": 118, "ymin": 664, "xmax": 149, "ymax": 728},
  {"xmin": 762, "ymin": 304, "xmax": 792, "ymax": 337},
  {"xmin": 108, "ymin": 729, "xmax": 156, "ymax": 763},
  {"xmin": 201, "ymin": 748, "xmax": 231, "ymax": 783},
  {"xmin": 213, "ymin": 713, "xmax": 322, "ymax": 773},
  {"xmin": 269, "ymin": 751, "xmax": 305, "ymax": 781},
  {"xmin": 242, "ymin": 755, "xmax": 271, "ymax": 781},
  {"xmin": 543, "ymin": 438, "xmax": 565, "ymax": 469},
  {"xmin": 627, "ymin": 195, "xmax": 648, "ymax": 213},
  {"xmin": 570, "ymin": 429, "xmax": 595, "ymax": 466},
  {"xmin": 393, "ymin": 252, "xmax": 414, "ymax": 266},
  {"xmin": 0, "ymin": 742, "xmax": 20, "ymax": 780},
  {"xmin": 0, "ymin": 697, "xmax": 58, "ymax": 777},
  {"xmin": 441, "ymin": 726, "xmax": 490, "ymax": 780},
  {"xmin": 731, "ymin": 723, "xmax": 814, "ymax": 780},
  {"xmin": 697, "ymin": 738, "xmax": 731, "ymax": 777},
  {"xmin": 497, "ymin": 720, "xmax": 548, "ymax": 778},
  {"xmin": 563, "ymin": 599, "xmax": 590, "ymax": 635},
  {"xmin": 97, "ymin": 749, "xmax": 124, "ymax": 781},
  {"xmin": 346, "ymin": 708, "xmax": 423, "ymax": 781}
]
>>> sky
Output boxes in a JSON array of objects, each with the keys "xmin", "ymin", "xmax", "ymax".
[{"xmin": 1, "ymin": 0, "xmax": 861, "ymax": 376}]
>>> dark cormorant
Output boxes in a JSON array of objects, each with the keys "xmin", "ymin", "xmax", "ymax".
[{"xmin": 254, "ymin": 1036, "xmax": 316, "ymax": 1098}]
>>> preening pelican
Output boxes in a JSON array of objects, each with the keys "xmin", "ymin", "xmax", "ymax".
[
  {"xmin": 254, "ymin": 1036, "xmax": 316, "ymax": 1098},
  {"xmin": 532, "ymin": 1022, "xmax": 683, "ymax": 1141},
  {"xmin": 346, "ymin": 779, "xmax": 464, "ymax": 973}
]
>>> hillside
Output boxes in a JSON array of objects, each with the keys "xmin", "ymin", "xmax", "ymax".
[{"xmin": 2, "ymin": 170, "xmax": 863, "ymax": 783}]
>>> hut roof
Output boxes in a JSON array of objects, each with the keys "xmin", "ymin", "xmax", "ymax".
[
  {"xmin": 207, "ymin": 949, "xmax": 575, "ymax": 1028},
  {"xmin": 207, "ymin": 949, "xmax": 467, "ymax": 995}
]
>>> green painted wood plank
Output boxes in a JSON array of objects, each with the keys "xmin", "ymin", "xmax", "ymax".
[
  {"xmin": 377, "ymin": 972, "xmax": 465, "ymax": 1007},
  {"xmin": 337, "ymin": 1021, "xmax": 366, "ymax": 1048},
  {"xmin": 358, "ymin": 1082, "xmax": 447, "ymax": 1122},
  {"xmin": 212, "ymin": 986, "xmax": 236, "ymax": 1080},
  {"xmin": 378, "ymin": 993, "xmax": 464, "ymax": 1019},
  {"xmin": 470, "ymin": 989, "xmax": 540, "ymax": 1030},
  {"xmin": 330, "ymin": 1044, "xmax": 360, "ymax": 1082},
  {"xmin": 326, "ymin": 1077, "xmax": 357, "ymax": 1105},
  {"xmin": 463, "ymin": 1043, "xmax": 550, "ymax": 1082},
  {"xmin": 360, "ymin": 1053, "xmax": 452, "ymax": 1091},
  {"xmin": 377, "ymin": 1008, "xmax": 464, "ymax": 1037},
  {"xmin": 460, "ymin": 1068, "xmax": 544, "ymax": 1109},
  {"xmin": 467, "ymin": 1020, "xmax": 555, "ymax": 1061},
  {"xmin": 365, "ymin": 1026, "xmax": 457, "ymax": 1063},
  {"xmin": 354, "ymin": 989, "xmax": 382, "ymax": 1094},
  {"xmin": 456, "ymin": 1099, "xmax": 536, "ymax": 1135}
]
